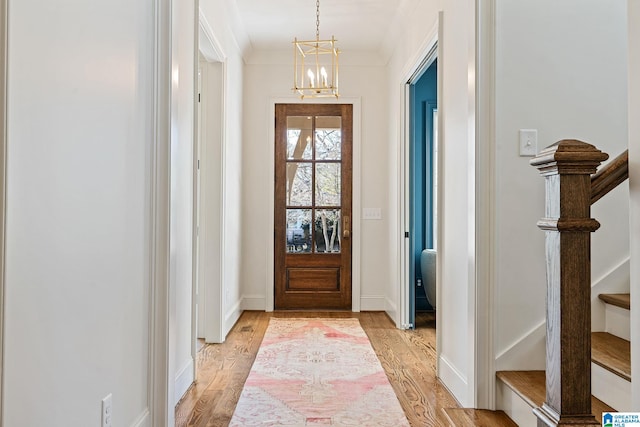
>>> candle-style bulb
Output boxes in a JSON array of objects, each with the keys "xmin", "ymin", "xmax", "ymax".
[
  {"xmin": 307, "ymin": 69, "xmax": 315, "ymax": 88},
  {"xmin": 320, "ymin": 67, "xmax": 328, "ymax": 87}
]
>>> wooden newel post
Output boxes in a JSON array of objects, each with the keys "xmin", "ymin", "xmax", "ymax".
[{"xmin": 530, "ymin": 140, "xmax": 608, "ymax": 427}]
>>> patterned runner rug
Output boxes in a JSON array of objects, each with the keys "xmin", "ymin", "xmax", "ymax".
[{"xmin": 229, "ymin": 318, "xmax": 410, "ymax": 427}]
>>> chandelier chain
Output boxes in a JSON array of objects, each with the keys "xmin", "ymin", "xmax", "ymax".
[{"xmin": 315, "ymin": 0, "xmax": 320, "ymax": 40}]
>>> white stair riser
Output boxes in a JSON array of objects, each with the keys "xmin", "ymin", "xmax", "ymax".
[
  {"xmin": 592, "ymin": 362, "xmax": 631, "ymax": 411},
  {"xmin": 496, "ymin": 380, "xmax": 537, "ymax": 427},
  {"xmin": 604, "ymin": 304, "xmax": 630, "ymax": 341}
]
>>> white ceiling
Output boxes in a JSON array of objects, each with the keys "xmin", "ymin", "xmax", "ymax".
[{"xmin": 234, "ymin": 0, "xmax": 413, "ymax": 54}]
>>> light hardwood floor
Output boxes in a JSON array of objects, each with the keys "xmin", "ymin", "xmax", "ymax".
[{"xmin": 175, "ymin": 311, "xmax": 460, "ymax": 427}]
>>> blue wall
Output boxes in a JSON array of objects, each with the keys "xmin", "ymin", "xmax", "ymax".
[{"xmin": 410, "ymin": 59, "xmax": 437, "ymax": 312}]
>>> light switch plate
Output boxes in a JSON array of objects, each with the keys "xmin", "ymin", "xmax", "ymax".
[
  {"xmin": 519, "ymin": 129, "xmax": 538, "ymax": 156},
  {"xmin": 362, "ymin": 208, "xmax": 382, "ymax": 220}
]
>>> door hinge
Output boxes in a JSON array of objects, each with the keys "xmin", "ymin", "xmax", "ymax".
[
  {"xmin": 198, "ymin": 93, "xmax": 201, "ymax": 102},
  {"xmin": 405, "ymin": 232, "xmax": 409, "ymax": 238},
  {"xmin": 197, "ymin": 159, "xmax": 200, "ymax": 170}
]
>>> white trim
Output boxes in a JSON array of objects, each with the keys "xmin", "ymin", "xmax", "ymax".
[
  {"xmin": 385, "ymin": 297, "xmax": 399, "ymax": 322},
  {"xmin": 196, "ymin": 15, "xmax": 227, "ymax": 344},
  {"xmin": 359, "ymin": 296, "xmax": 387, "ymax": 311},
  {"xmin": 190, "ymin": 0, "xmax": 200, "ymax": 396},
  {"xmin": 148, "ymin": 0, "xmax": 172, "ymax": 425},
  {"xmin": 435, "ymin": 10, "xmax": 445, "ymax": 380},
  {"xmin": 224, "ymin": 299, "xmax": 242, "ymax": 334},
  {"xmin": 496, "ymin": 379, "xmax": 537, "ymax": 427},
  {"xmin": 198, "ymin": 8, "xmax": 225, "ymax": 63},
  {"xmin": 591, "ymin": 257, "xmax": 630, "ymax": 331},
  {"xmin": 266, "ymin": 97, "xmax": 362, "ymax": 312},
  {"xmin": 241, "ymin": 295, "xmax": 266, "ymax": 311},
  {"xmin": 218, "ymin": 58, "xmax": 229, "ymax": 334},
  {"xmin": 494, "ymin": 320, "xmax": 546, "ymax": 371},
  {"xmin": 439, "ymin": 354, "xmax": 469, "ymax": 405},
  {"xmin": 474, "ymin": 0, "xmax": 496, "ymax": 410},
  {"xmin": 0, "ymin": 0, "xmax": 6, "ymax": 421},
  {"xmin": 174, "ymin": 358, "xmax": 195, "ymax": 406},
  {"xmin": 130, "ymin": 409, "xmax": 151, "ymax": 427},
  {"xmin": 197, "ymin": 59, "xmax": 227, "ymax": 344},
  {"xmin": 592, "ymin": 362, "xmax": 632, "ymax": 411}
]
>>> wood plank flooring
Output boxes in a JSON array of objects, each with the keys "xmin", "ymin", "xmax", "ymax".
[
  {"xmin": 175, "ymin": 311, "xmax": 461, "ymax": 427},
  {"xmin": 442, "ymin": 408, "xmax": 517, "ymax": 427}
]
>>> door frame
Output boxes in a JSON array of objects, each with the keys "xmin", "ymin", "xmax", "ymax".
[
  {"xmin": 406, "ymin": 50, "xmax": 438, "ymax": 329},
  {"xmin": 267, "ymin": 97, "xmax": 362, "ymax": 312},
  {"xmin": 194, "ymin": 8, "xmax": 227, "ymax": 345},
  {"xmin": 0, "ymin": 0, "xmax": 7, "ymax": 420},
  {"xmin": 399, "ymin": 17, "xmax": 441, "ymax": 331}
]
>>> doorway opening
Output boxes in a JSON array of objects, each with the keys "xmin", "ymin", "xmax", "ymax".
[{"xmin": 408, "ymin": 58, "xmax": 438, "ymax": 328}]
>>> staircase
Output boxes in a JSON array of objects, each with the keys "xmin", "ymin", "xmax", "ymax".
[{"xmin": 494, "ymin": 142, "xmax": 631, "ymax": 426}]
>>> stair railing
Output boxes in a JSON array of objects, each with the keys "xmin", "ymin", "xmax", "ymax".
[
  {"xmin": 591, "ymin": 149, "xmax": 629, "ymax": 204},
  {"xmin": 530, "ymin": 140, "xmax": 628, "ymax": 427}
]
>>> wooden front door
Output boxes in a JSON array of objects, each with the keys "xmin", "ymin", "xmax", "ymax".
[{"xmin": 274, "ymin": 103, "xmax": 353, "ymax": 310}]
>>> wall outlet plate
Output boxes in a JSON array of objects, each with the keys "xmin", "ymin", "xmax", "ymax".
[{"xmin": 102, "ymin": 393, "xmax": 113, "ymax": 427}]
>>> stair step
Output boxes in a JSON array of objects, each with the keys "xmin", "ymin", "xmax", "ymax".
[
  {"xmin": 496, "ymin": 371, "xmax": 614, "ymax": 425},
  {"xmin": 598, "ymin": 293, "xmax": 630, "ymax": 310},
  {"xmin": 442, "ymin": 408, "xmax": 517, "ymax": 427},
  {"xmin": 592, "ymin": 331, "xmax": 631, "ymax": 381}
]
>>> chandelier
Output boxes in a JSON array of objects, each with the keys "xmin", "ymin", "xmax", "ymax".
[{"xmin": 292, "ymin": 0, "xmax": 339, "ymax": 99}]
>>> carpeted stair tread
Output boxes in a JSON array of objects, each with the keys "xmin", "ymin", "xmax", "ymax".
[
  {"xmin": 592, "ymin": 331, "xmax": 631, "ymax": 381},
  {"xmin": 598, "ymin": 293, "xmax": 630, "ymax": 310},
  {"xmin": 442, "ymin": 408, "xmax": 517, "ymax": 427},
  {"xmin": 496, "ymin": 370, "xmax": 614, "ymax": 423}
]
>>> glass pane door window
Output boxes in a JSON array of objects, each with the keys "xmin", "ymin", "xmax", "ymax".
[{"xmin": 285, "ymin": 115, "xmax": 342, "ymax": 254}]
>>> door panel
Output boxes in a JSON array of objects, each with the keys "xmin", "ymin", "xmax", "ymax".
[{"xmin": 275, "ymin": 104, "xmax": 352, "ymax": 310}]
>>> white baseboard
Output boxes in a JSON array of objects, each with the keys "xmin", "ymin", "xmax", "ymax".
[
  {"xmin": 224, "ymin": 298, "xmax": 243, "ymax": 337},
  {"xmin": 384, "ymin": 297, "xmax": 399, "ymax": 327},
  {"xmin": 360, "ymin": 295, "xmax": 386, "ymax": 311},
  {"xmin": 174, "ymin": 357, "xmax": 194, "ymax": 405},
  {"xmin": 592, "ymin": 362, "xmax": 631, "ymax": 411},
  {"xmin": 604, "ymin": 304, "xmax": 630, "ymax": 341},
  {"xmin": 130, "ymin": 409, "xmax": 150, "ymax": 427},
  {"xmin": 438, "ymin": 354, "xmax": 469, "ymax": 406},
  {"xmin": 591, "ymin": 257, "xmax": 630, "ymax": 331},
  {"xmin": 242, "ymin": 295, "xmax": 266, "ymax": 311},
  {"xmin": 495, "ymin": 320, "xmax": 546, "ymax": 371},
  {"xmin": 496, "ymin": 379, "xmax": 536, "ymax": 427}
]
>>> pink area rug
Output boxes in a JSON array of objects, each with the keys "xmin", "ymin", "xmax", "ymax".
[{"xmin": 229, "ymin": 318, "xmax": 410, "ymax": 427}]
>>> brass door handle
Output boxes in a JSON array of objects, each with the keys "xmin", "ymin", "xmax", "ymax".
[{"xmin": 343, "ymin": 216, "xmax": 350, "ymax": 239}]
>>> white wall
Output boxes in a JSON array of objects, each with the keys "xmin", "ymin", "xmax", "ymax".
[
  {"xmin": 170, "ymin": 0, "xmax": 196, "ymax": 408},
  {"xmin": 4, "ymin": 0, "xmax": 153, "ymax": 425},
  {"xmin": 386, "ymin": 0, "xmax": 479, "ymax": 406},
  {"xmin": 494, "ymin": 0, "xmax": 629, "ymax": 371},
  {"xmin": 628, "ymin": 0, "xmax": 640, "ymax": 409},
  {"xmin": 199, "ymin": 0, "xmax": 245, "ymax": 337},
  {"xmin": 240, "ymin": 53, "xmax": 390, "ymax": 312}
]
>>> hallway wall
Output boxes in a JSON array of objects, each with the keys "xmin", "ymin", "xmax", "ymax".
[
  {"xmin": 199, "ymin": 0, "xmax": 245, "ymax": 336},
  {"xmin": 3, "ymin": 0, "xmax": 155, "ymax": 425},
  {"xmin": 240, "ymin": 54, "xmax": 391, "ymax": 312},
  {"xmin": 385, "ymin": 0, "xmax": 478, "ymax": 407},
  {"xmin": 170, "ymin": 0, "xmax": 196, "ymax": 408},
  {"xmin": 494, "ymin": 0, "xmax": 629, "ymax": 371}
]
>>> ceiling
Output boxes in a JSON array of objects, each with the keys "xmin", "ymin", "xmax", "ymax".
[{"xmin": 234, "ymin": 0, "xmax": 414, "ymax": 54}]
